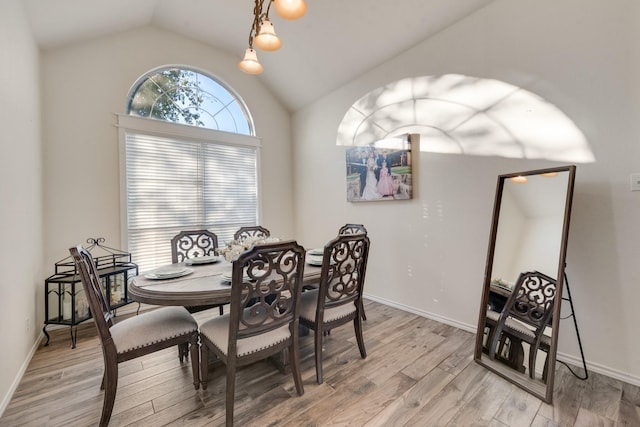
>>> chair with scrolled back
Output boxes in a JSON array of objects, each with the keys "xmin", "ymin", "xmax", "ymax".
[
  {"xmin": 488, "ymin": 271, "xmax": 556, "ymax": 381},
  {"xmin": 69, "ymin": 245, "xmax": 199, "ymax": 427},
  {"xmin": 338, "ymin": 223, "xmax": 368, "ymax": 320},
  {"xmin": 338, "ymin": 223, "xmax": 367, "ymax": 236},
  {"xmin": 199, "ymin": 240, "xmax": 305, "ymax": 427},
  {"xmin": 171, "ymin": 230, "xmax": 224, "ymax": 316},
  {"xmin": 299, "ymin": 233, "xmax": 370, "ymax": 384},
  {"xmin": 233, "ymin": 225, "xmax": 270, "ymax": 241},
  {"xmin": 171, "ymin": 229, "xmax": 219, "ymax": 263}
]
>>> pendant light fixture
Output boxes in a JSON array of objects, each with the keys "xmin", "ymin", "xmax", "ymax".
[{"xmin": 238, "ymin": 0, "xmax": 307, "ymax": 75}]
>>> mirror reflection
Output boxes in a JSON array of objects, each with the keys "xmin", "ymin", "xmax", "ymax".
[{"xmin": 475, "ymin": 166, "xmax": 576, "ymax": 403}]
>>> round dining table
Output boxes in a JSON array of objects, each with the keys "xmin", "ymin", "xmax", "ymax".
[{"xmin": 129, "ymin": 257, "xmax": 323, "ymax": 307}]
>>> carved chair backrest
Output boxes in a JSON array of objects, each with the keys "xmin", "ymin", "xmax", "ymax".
[
  {"xmin": 233, "ymin": 226, "xmax": 270, "ymax": 241},
  {"xmin": 503, "ymin": 271, "xmax": 557, "ymax": 334},
  {"xmin": 69, "ymin": 245, "xmax": 115, "ymax": 350},
  {"xmin": 228, "ymin": 240, "xmax": 305, "ymax": 346},
  {"xmin": 338, "ymin": 223, "xmax": 368, "ymax": 235},
  {"xmin": 318, "ymin": 233, "xmax": 370, "ymax": 313},
  {"xmin": 171, "ymin": 230, "xmax": 219, "ymax": 263}
]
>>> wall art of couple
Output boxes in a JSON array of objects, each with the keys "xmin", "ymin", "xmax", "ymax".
[{"xmin": 345, "ymin": 134, "xmax": 413, "ymax": 202}]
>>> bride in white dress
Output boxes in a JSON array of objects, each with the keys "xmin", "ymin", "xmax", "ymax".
[{"xmin": 361, "ymin": 153, "xmax": 382, "ymax": 200}]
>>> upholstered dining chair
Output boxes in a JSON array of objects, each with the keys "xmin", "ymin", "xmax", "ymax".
[
  {"xmin": 488, "ymin": 271, "xmax": 556, "ymax": 381},
  {"xmin": 171, "ymin": 230, "xmax": 224, "ymax": 316},
  {"xmin": 233, "ymin": 225, "xmax": 270, "ymax": 241},
  {"xmin": 69, "ymin": 245, "xmax": 200, "ymax": 427},
  {"xmin": 199, "ymin": 240, "xmax": 306, "ymax": 427},
  {"xmin": 338, "ymin": 223, "xmax": 368, "ymax": 320},
  {"xmin": 299, "ymin": 233, "xmax": 370, "ymax": 384}
]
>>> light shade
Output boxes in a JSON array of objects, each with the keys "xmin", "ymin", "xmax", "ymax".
[
  {"xmin": 254, "ymin": 19, "xmax": 282, "ymax": 51},
  {"xmin": 238, "ymin": 48, "xmax": 263, "ymax": 74},
  {"xmin": 510, "ymin": 176, "xmax": 528, "ymax": 184},
  {"xmin": 273, "ymin": 0, "xmax": 307, "ymax": 20}
]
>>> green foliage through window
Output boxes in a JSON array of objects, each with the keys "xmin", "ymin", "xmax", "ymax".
[{"xmin": 127, "ymin": 68, "xmax": 251, "ymax": 135}]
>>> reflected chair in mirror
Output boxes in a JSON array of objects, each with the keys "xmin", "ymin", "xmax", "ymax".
[
  {"xmin": 171, "ymin": 230, "xmax": 224, "ymax": 316},
  {"xmin": 233, "ymin": 225, "xmax": 270, "ymax": 241},
  {"xmin": 338, "ymin": 223, "xmax": 368, "ymax": 320},
  {"xmin": 299, "ymin": 233, "xmax": 370, "ymax": 384},
  {"xmin": 488, "ymin": 271, "xmax": 556, "ymax": 381},
  {"xmin": 199, "ymin": 240, "xmax": 305, "ymax": 427},
  {"xmin": 69, "ymin": 245, "xmax": 200, "ymax": 427}
]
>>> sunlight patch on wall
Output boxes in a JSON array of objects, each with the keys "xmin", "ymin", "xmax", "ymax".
[{"xmin": 336, "ymin": 74, "xmax": 594, "ymax": 163}]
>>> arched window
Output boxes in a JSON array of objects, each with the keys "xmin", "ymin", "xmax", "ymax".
[
  {"xmin": 119, "ymin": 67, "xmax": 261, "ymax": 271},
  {"xmin": 127, "ymin": 67, "xmax": 253, "ymax": 135}
]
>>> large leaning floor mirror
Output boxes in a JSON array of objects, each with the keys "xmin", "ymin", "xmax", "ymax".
[{"xmin": 474, "ymin": 165, "xmax": 577, "ymax": 403}]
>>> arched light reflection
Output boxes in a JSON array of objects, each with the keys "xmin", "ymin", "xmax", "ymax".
[{"xmin": 337, "ymin": 74, "xmax": 594, "ymax": 163}]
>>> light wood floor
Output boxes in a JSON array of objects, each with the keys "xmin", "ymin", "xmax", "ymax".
[{"xmin": 2, "ymin": 301, "xmax": 639, "ymax": 426}]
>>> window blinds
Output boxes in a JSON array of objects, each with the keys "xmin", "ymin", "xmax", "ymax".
[{"xmin": 125, "ymin": 132, "xmax": 258, "ymax": 270}]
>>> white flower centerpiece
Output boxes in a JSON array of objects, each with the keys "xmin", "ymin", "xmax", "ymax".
[{"xmin": 219, "ymin": 236, "xmax": 280, "ymax": 262}]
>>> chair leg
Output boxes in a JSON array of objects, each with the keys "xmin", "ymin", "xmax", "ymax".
[
  {"xmin": 200, "ymin": 343, "xmax": 210, "ymax": 390},
  {"xmin": 178, "ymin": 343, "xmax": 188, "ymax": 363},
  {"xmin": 360, "ymin": 299, "xmax": 367, "ymax": 321},
  {"xmin": 100, "ymin": 362, "xmax": 118, "ymax": 427},
  {"xmin": 225, "ymin": 360, "xmax": 237, "ymax": 427},
  {"xmin": 189, "ymin": 333, "xmax": 200, "ymax": 390},
  {"xmin": 289, "ymin": 325, "xmax": 304, "ymax": 396},
  {"xmin": 314, "ymin": 324, "xmax": 324, "ymax": 384},
  {"xmin": 488, "ymin": 327, "xmax": 502, "ymax": 360},
  {"xmin": 529, "ymin": 342, "xmax": 540, "ymax": 380},
  {"xmin": 354, "ymin": 315, "xmax": 367, "ymax": 359},
  {"xmin": 219, "ymin": 305, "xmax": 224, "ymax": 315},
  {"xmin": 542, "ymin": 350, "xmax": 550, "ymax": 383}
]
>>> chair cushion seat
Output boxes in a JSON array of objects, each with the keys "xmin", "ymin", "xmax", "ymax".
[
  {"xmin": 110, "ymin": 306, "xmax": 198, "ymax": 354},
  {"xmin": 299, "ymin": 289, "xmax": 356, "ymax": 324},
  {"xmin": 199, "ymin": 312, "xmax": 291, "ymax": 357},
  {"xmin": 486, "ymin": 309, "xmax": 551, "ymax": 347}
]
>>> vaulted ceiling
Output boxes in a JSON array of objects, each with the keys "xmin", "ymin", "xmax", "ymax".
[{"xmin": 22, "ymin": 0, "xmax": 493, "ymax": 111}]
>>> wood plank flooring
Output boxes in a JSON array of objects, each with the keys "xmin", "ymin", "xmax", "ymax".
[{"xmin": 2, "ymin": 301, "xmax": 639, "ymax": 426}]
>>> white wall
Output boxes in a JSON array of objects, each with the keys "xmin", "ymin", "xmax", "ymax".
[
  {"xmin": 292, "ymin": 0, "xmax": 640, "ymax": 385},
  {"xmin": 0, "ymin": 0, "xmax": 43, "ymax": 412}
]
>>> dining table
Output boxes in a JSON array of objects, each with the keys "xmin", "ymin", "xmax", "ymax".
[{"xmin": 129, "ymin": 255, "xmax": 323, "ymax": 308}]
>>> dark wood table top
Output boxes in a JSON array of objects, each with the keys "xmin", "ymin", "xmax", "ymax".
[{"xmin": 130, "ymin": 259, "xmax": 322, "ymax": 307}]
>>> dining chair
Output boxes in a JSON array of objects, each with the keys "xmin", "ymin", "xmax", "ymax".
[
  {"xmin": 488, "ymin": 271, "xmax": 556, "ymax": 381},
  {"xmin": 299, "ymin": 233, "xmax": 370, "ymax": 384},
  {"xmin": 69, "ymin": 245, "xmax": 200, "ymax": 427},
  {"xmin": 233, "ymin": 225, "xmax": 270, "ymax": 241},
  {"xmin": 338, "ymin": 223, "xmax": 367, "ymax": 235},
  {"xmin": 171, "ymin": 230, "xmax": 224, "ymax": 316},
  {"xmin": 199, "ymin": 240, "xmax": 306, "ymax": 427},
  {"xmin": 171, "ymin": 229, "xmax": 219, "ymax": 262},
  {"xmin": 338, "ymin": 223, "xmax": 368, "ymax": 320}
]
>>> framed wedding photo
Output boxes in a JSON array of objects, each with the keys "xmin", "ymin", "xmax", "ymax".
[{"xmin": 345, "ymin": 134, "xmax": 413, "ymax": 203}]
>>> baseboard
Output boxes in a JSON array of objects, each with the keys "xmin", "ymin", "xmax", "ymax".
[
  {"xmin": 0, "ymin": 331, "xmax": 44, "ymax": 417},
  {"xmin": 363, "ymin": 293, "xmax": 477, "ymax": 333},
  {"xmin": 363, "ymin": 293, "xmax": 640, "ymax": 388},
  {"xmin": 556, "ymin": 351, "xmax": 640, "ymax": 387}
]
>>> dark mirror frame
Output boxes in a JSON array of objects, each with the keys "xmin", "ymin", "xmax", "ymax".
[{"xmin": 474, "ymin": 165, "xmax": 576, "ymax": 403}]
